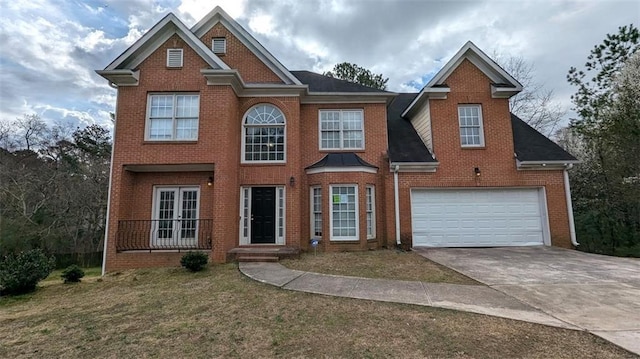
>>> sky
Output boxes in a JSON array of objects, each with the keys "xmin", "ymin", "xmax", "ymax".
[{"xmin": 0, "ymin": 0, "xmax": 638, "ymax": 130}]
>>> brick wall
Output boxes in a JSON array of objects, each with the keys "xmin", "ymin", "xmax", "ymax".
[{"xmin": 388, "ymin": 59, "xmax": 572, "ymax": 248}]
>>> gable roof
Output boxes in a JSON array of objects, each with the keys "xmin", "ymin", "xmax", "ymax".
[
  {"xmin": 511, "ymin": 114, "xmax": 578, "ymax": 163},
  {"xmin": 191, "ymin": 6, "xmax": 301, "ymax": 85},
  {"xmin": 387, "ymin": 93, "xmax": 437, "ymax": 163},
  {"xmin": 103, "ymin": 13, "xmax": 228, "ymax": 71},
  {"xmin": 402, "ymin": 41, "xmax": 522, "ymax": 117},
  {"xmin": 291, "ymin": 71, "xmax": 391, "ymax": 93}
]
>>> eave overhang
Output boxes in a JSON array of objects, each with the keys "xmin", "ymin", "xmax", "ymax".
[
  {"xmin": 124, "ymin": 163, "xmax": 215, "ymax": 172},
  {"xmin": 201, "ymin": 69, "xmax": 307, "ymax": 97},
  {"xmin": 390, "ymin": 161, "xmax": 440, "ymax": 173},
  {"xmin": 516, "ymin": 160, "xmax": 580, "ymax": 170},
  {"xmin": 305, "ymin": 166, "xmax": 378, "ymax": 174},
  {"xmin": 301, "ymin": 92, "xmax": 397, "ymax": 105},
  {"xmin": 95, "ymin": 69, "xmax": 140, "ymax": 87}
]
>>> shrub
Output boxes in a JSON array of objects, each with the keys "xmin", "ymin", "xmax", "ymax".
[
  {"xmin": 61, "ymin": 265, "xmax": 85, "ymax": 283},
  {"xmin": 0, "ymin": 249, "xmax": 54, "ymax": 296},
  {"xmin": 180, "ymin": 251, "xmax": 209, "ymax": 272}
]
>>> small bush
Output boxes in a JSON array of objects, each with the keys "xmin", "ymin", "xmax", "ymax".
[
  {"xmin": 180, "ymin": 251, "xmax": 209, "ymax": 272},
  {"xmin": 61, "ymin": 265, "xmax": 85, "ymax": 283},
  {"xmin": 0, "ymin": 249, "xmax": 55, "ymax": 296}
]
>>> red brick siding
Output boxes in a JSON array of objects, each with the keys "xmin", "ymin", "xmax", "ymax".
[
  {"xmin": 391, "ymin": 59, "xmax": 571, "ymax": 248},
  {"xmin": 199, "ymin": 23, "xmax": 284, "ymax": 83}
]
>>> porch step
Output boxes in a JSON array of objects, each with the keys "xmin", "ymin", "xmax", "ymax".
[
  {"xmin": 227, "ymin": 246, "xmax": 300, "ymax": 262},
  {"xmin": 237, "ymin": 256, "xmax": 279, "ymax": 263}
]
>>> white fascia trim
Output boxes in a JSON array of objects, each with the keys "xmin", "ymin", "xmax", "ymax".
[
  {"xmin": 201, "ymin": 69, "xmax": 307, "ymax": 96},
  {"xmin": 516, "ymin": 160, "xmax": 580, "ymax": 170},
  {"xmin": 104, "ymin": 13, "xmax": 228, "ymax": 72},
  {"xmin": 191, "ymin": 7, "xmax": 302, "ymax": 85},
  {"xmin": 401, "ymin": 88, "xmax": 450, "ymax": 117},
  {"xmin": 306, "ymin": 166, "xmax": 378, "ymax": 174},
  {"xmin": 491, "ymin": 85, "xmax": 520, "ymax": 98},
  {"xmin": 402, "ymin": 41, "xmax": 522, "ymax": 117},
  {"xmin": 95, "ymin": 69, "xmax": 140, "ymax": 86},
  {"xmin": 389, "ymin": 162, "xmax": 439, "ymax": 173}
]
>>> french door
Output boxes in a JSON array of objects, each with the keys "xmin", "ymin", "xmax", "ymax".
[{"xmin": 152, "ymin": 186, "xmax": 200, "ymax": 247}]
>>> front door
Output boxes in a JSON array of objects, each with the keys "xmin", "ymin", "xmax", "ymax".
[{"xmin": 251, "ymin": 187, "xmax": 276, "ymax": 244}]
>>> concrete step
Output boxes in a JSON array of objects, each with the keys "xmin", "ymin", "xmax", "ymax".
[{"xmin": 237, "ymin": 256, "xmax": 279, "ymax": 263}]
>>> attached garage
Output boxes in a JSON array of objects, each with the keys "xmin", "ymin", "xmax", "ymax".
[{"xmin": 410, "ymin": 188, "xmax": 548, "ymax": 247}]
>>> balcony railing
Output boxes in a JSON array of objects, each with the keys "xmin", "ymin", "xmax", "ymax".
[{"xmin": 116, "ymin": 219, "xmax": 213, "ymax": 252}]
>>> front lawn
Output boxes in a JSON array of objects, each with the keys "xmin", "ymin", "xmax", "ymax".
[
  {"xmin": 0, "ymin": 265, "xmax": 634, "ymax": 358},
  {"xmin": 281, "ymin": 249, "xmax": 479, "ymax": 284}
]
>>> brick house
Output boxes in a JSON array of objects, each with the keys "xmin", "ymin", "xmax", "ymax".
[{"xmin": 97, "ymin": 7, "xmax": 578, "ymax": 272}]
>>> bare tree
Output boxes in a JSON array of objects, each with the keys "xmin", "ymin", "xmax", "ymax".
[
  {"xmin": 493, "ymin": 53, "xmax": 566, "ymax": 137},
  {"xmin": 14, "ymin": 114, "xmax": 48, "ymax": 151}
]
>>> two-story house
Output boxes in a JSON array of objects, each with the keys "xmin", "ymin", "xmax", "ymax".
[{"xmin": 97, "ymin": 7, "xmax": 578, "ymax": 272}]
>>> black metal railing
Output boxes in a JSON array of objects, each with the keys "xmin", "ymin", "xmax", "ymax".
[{"xmin": 116, "ymin": 219, "xmax": 213, "ymax": 251}]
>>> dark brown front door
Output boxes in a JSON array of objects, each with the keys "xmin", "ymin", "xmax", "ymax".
[{"xmin": 251, "ymin": 187, "xmax": 276, "ymax": 244}]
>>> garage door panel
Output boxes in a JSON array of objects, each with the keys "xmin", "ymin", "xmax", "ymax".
[{"xmin": 411, "ymin": 188, "xmax": 545, "ymax": 247}]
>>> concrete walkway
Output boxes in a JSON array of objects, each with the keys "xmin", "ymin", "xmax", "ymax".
[{"xmin": 239, "ymin": 262, "xmax": 576, "ymax": 330}]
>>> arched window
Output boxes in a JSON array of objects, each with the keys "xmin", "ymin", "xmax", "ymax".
[{"xmin": 243, "ymin": 104, "xmax": 285, "ymax": 162}]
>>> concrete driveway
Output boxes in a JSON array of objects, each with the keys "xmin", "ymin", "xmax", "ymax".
[{"xmin": 416, "ymin": 246, "xmax": 640, "ymax": 355}]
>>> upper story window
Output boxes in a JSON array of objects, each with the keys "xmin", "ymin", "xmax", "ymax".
[
  {"xmin": 212, "ymin": 38, "xmax": 226, "ymax": 54},
  {"xmin": 458, "ymin": 105, "xmax": 484, "ymax": 147},
  {"xmin": 243, "ymin": 104, "xmax": 286, "ymax": 162},
  {"xmin": 166, "ymin": 49, "xmax": 183, "ymax": 67},
  {"xmin": 319, "ymin": 110, "xmax": 364, "ymax": 150},
  {"xmin": 147, "ymin": 94, "xmax": 199, "ymax": 141}
]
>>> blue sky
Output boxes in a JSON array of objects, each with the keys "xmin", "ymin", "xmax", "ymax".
[{"xmin": 0, "ymin": 0, "xmax": 638, "ymax": 130}]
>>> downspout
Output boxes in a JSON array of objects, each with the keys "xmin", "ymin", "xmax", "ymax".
[
  {"xmin": 563, "ymin": 164, "xmax": 579, "ymax": 247},
  {"xmin": 393, "ymin": 165, "xmax": 401, "ymax": 246},
  {"xmin": 101, "ymin": 93, "xmax": 117, "ymax": 276}
]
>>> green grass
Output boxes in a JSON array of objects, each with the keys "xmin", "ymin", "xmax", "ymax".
[
  {"xmin": 0, "ymin": 265, "xmax": 634, "ymax": 358},
  {"xmin": 281, "ymin": 249, "xmax": 479, "ymax": 284}
]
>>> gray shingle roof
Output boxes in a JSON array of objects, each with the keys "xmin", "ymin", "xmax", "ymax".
[
  {"xmin": 305, "ymin": 153, "xmax": 378, "ymax": 170},
  {"xmin": 291, "ymin": 70, "xmax": 391, "ymax": 93},
  {"xmin": 386, "ymin": 93, "xmax": 437, "ymax": 163},
  {"xmin": 511, "ymin": 114, "xmax": 578, "ymax": 162}
]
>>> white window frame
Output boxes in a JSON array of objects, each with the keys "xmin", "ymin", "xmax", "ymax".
[
  {"xmin": 212, "ymin": 37, "xmax": 226, "ymax": 54},
  {"xmin": 239, "ymin": 186, "xmax": 286, "ymax": 245},
  {"xmin": 318, "ymin": 109, "xmax": 365, "ymax": 150},
  {"xmin": 310, "ymin": 186, "xmax": 322, "ymax": 238},
  {"xmin": 366, "ymin": 185, "xmax": 375, "ymax": 239},
  {"xmin": 329, "ymin": 184, "xmax": 359, "ymax": 241},
  {"xmin": 150, "ymin": 186, "xmax": 200, "ymax": 247},
  {"xmin": 241, "ymin": 104, "xmax": 286, "ymax": 163},
  {"xmin": 166, "ymin": 48, "xmax": 183, "ymax": 67},
  {"xmin": 146, "ymin": 93, "xmax": 199, "ymax": 141},
  {"xmin": 458, "ymin": 104, "xmax": 485, "ymax": 147}
]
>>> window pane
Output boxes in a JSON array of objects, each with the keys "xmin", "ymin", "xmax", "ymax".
[
  {"xmin": 149, "ymin": 118, "xmax": 173, "ymax": 139},
  {"xmin": 176, "ymin": 118, "xmax": 198, "ymax": 140}
]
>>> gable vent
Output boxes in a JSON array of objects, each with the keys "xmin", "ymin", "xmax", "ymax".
[
  {"xmin": 212, "ymin": 38, "xmax": 226, "ymax": 54},
  {"xmin": 166, "ymin": 48, "xmax": 183, "ymax": 67}
]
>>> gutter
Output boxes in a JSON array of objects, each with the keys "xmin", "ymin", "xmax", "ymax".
[
  {"xmin": 563, "ymin": 164, "xmax": 579, "ymax": 247},
  {"xmin": 393, "ymin": 165, "xmax": 401, "ymax": 246}
]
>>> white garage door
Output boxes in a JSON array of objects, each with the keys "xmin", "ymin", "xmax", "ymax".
[{"xmin": 411, "ymin": 188, "xmax": 546, "ymax": 247}]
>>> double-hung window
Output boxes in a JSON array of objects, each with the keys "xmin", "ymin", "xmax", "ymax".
[
  {"xmin": 365, "ymin": 186, "xmax": 375, "ymax": 239},
  {"xmin": 330, "ymin": 185, "xmax": 358, "ymax": 240},
  {"xmin": 310, "ymin": 187, "xmax": 322, "ymax": 237},
  {"xmin": 147, "ymin": 94, "xmax": 199, "ymax": 141},
  {"xmin": 458, "ymin": 105, "xmax": 484, "ymax": 147},
  {"xmin": 319, "ymin": 110, "xmax": 364, "ymax": 150}
]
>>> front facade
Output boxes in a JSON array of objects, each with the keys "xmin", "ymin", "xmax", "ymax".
[{"xmin": 98, "ymin": 7, "xmax": 578, "ymax": 272}]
